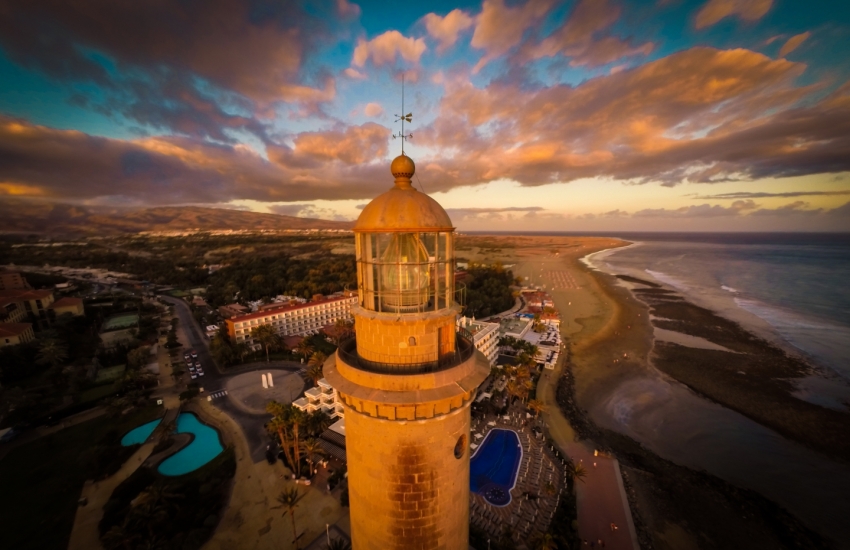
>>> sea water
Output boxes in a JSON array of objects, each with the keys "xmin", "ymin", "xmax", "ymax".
[{"xmin": 595, "ymin": 234, "xmax": 850, "ymax": 374}]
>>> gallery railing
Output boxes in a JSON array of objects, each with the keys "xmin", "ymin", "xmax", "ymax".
[{"xmin": 336, "ymin": 328, "xmax": 475, "ymax": 374}]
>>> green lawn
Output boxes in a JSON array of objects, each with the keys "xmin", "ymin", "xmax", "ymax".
[
  {"xmin": 78, "ymin": 384, "xmax": 118, "ymax": 404},
  {"xmin": 94, "ymin": 365, "xmax": 126, "ymax": 384},
  {"xmin": 0, "ymin": 406, "xmax": 162, "ymax": 550}
]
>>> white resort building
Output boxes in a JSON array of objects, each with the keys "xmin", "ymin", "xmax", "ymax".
[
  {"xmin": 458, "ymin": 316, "xmax": 500, "ymax": 367},
  {"xmin": 225, "ymin": 291, "xmax": 357, "ymax": 350}
]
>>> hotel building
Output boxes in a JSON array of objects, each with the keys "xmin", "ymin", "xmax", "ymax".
[
  {"xmin": 225, "ymin": 292, "xmax": 357, "ymax": 350},
  {"xmin": 458, "ymin": 316, "xmax": 500, "ymax": 367}
]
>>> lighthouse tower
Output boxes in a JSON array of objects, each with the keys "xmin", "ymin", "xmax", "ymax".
[{"xmin": 324, "ymin": 153, "xmax": 489, "ymax": 549}]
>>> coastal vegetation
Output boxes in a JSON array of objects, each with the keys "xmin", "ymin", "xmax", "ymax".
[
  {"xmin": 462, "ymin": 263, "xmax": 516, "ymax": 318},
  {"xmin": 0, "ymin": 406, "xmax": 161, "ymax": 550},
  {"xmin": 99, "ymin": 446, "xmax": 236, "ymax": 550}
]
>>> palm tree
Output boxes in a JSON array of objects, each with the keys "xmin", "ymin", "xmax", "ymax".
[
  {"xmin": 306, "ymin": 410, "xmax": 332, "ymax": 437},
  {"xmin": 290, "ymin": 407, "xmax": 306, "ymax": 475},
  {"xmin": 251, "ymin": 324, "xmax": 279, "ymax": 362},
  {"xmin": 295, "ymin": 339, "xmax": 314, "ymax": 360},
  {"xmin": 278, "ymin": 487, "xmax": 301, "ymax": 549},
  {"xmin": 527, "ymin": 399, "xmax": 545, "ymax": 418},
  {"xmin": 36, "ymin": 339, "xmax": 68, "ymax": 369},
  {"xmin": 267, "ymin": 401, "xmax": 296, "ymax": 469},
  {"xmin": 102, "ymin": 519, "xmax": 140, "ymax": 550},
  {"xmin": 300, "ymin": 438, "xmax": 326, "ymax": 476},
  {"xmin": 306, "ymin": 363, "xmax": 324, "ymax": 387},
  {"xmin": 325, "ymin": 538, "xmax": 352, "ymax": 550},
  {"xmin": 530, "ymin": 532, "xmax": 559, "ymax": 550},
  {"xmin": 570, "ymin": 463, "xmax": 587, "ymax": 488}
]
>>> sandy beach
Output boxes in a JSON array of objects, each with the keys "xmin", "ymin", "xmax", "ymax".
[{"xmin": 462, "ymin": 234, "xmax": 832, "ymax": 549}]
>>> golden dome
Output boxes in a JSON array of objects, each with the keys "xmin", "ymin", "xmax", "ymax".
[{"xmin": 354, "ymin": 155, "xmax": 454, "ymax": 232}]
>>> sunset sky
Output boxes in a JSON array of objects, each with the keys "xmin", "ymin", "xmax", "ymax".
[{"xmin": 1, "ymin": 0, "xmax": 849, "ymax": 231}]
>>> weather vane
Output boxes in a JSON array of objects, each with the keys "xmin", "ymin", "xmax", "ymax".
[{"xmin": 393, "ymin": 73, "xmax": 412, "ymax": 154}]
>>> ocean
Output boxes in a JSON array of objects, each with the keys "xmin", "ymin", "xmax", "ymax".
[{"xmin": 578, "ymin": 233, "xmax": 850, "ymax": 393}]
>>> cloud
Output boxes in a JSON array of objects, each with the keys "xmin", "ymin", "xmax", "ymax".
[
  {"xmin": 827, "ymin": 201, "xmax": 850, "ymax": 217},
  {"xmin": 445, "ymin": 206, "xmax": 546, "ymax": 221},
  {"xmin": 695, "ymin": 0, "xmax": 773, "ymax": 29},
  {"xmin": 471, "ymin": 0, "xmax": 555, "ymax": 73},
  {"xmin": 693, "ymin": 190, "xmax": 850, "ymax": 199},
  {"xmin": 352, "ymin": 31, "xmax": 427, "ymax": 68},
  {"xmin": 336, "ymin": 0, "xmax": 361, "ymax": 18},
  {"xmin": 364, "ymin": 103, "xmax": 384, "ymax": 117},
  {"xmin": 779, "ymin": 31, "xmax": 811, "ymax": 57},
  {"xmin": 268, "ymin": 203, "xmax": 350, "ymax": 221},
  {"xmin": 749, "ymin": 200, "xmax": 823, "ymax": 216},
  {"xmin": 343, "ymin": 68, "xmax": 368, "ymax": 80},
  {"xmin": 0, "ymin": 115, "xmax": 398, "ymax": 204},
  {"xmin": 523, "ymin": 0, "xmax": 654, "ymax": 67},
  {"xmin": 601, "ymin": 209, "xmax": 630, "ymax": 217},
  {"xmin": 0, "ymin": 0, "xmax": 346, "ymax": 142},
  {"xmin": 424, "ymin": 9, "xmax": 475, "ymax": 53},
  {"xmin": 414, "ymin": 47, "xmax": 850, "ymax": 191},
  {"xmin": 633, "ymin": 200, "xmax": 759, "ymax": 217},
  {"xmin": 271, "ymin": 123, "xmax": 391, "ymax": 166}
]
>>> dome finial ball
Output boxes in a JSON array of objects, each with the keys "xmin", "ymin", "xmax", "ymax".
[{"xmin": 391, "ymin": 154, "xmax": 415, "ymax": 179}]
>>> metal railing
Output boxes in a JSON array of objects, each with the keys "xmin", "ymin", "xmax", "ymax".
[{"xmin": 336, "ymin": 329, "xmax": 475, "ymax": 374}]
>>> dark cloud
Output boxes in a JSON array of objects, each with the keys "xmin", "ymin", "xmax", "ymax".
[
  {"xmin": 0, "ymin": 116, "xmax": 394, "ymax": 204},
  {"xmin": 633, "ymin": 200, "xmax": 758, "ymax": 217},
  {"xmin": 692, "ymin": 190, "xmax": 850, "ymax": 199},
  {"xmin": 0, "ymin": 0, "xmax": 344, "ymax": 140}
]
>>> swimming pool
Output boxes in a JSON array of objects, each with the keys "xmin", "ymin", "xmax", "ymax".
[
  {"xmin": 157, "ymin": 413, "xmax": 224, "ymax": 476},
  {"xmin": 121, "ymin": 418, "xmax": 161, "ymax": 446},
  {"xmin": 470, "ymin": 429, "xmax": 522, "ymax": 506}
]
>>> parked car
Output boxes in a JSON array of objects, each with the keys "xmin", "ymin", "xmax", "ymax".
[{"xmin": 190, "ymin": 373, "xmax": 198, "ymax": 380}]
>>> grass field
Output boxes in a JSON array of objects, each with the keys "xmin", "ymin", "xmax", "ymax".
[{"xmin": 0, "ymin": 406, "xmax": 161, "ymax": 550}]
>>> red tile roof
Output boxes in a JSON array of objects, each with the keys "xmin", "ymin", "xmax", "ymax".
[
  {"xmin": 0, "ymin": 289, "xmax": 53, "ymax": 301},
  {"xmin": 0, "ymin": 323, "xmax": 32, "ymax": 337},
  {"xmin": 228, "ymin": 294, "xmax": 355, "ymax": 324},
  {"xmin": 49, "ymin": 297, "xmax": 83, "ymax": 309}
]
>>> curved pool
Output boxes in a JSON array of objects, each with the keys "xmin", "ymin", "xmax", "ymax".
[
  {"xmin": 470, "ymin": 429, "xmax": 522, "ymax": 506},
  {"xmin": 121, "ymin": 418, "xmax": 162, "ymax": 446},
  {"xmin": 157, "ymin": 413, "xmax": 224, "ymax": 476}
]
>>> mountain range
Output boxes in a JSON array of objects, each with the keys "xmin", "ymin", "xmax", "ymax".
[{"xmin": 0, "ymin": 201, "xmax": 353, "ymax": 235}]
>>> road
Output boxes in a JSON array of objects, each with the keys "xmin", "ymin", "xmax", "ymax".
[{"xmin": 157, "ymin": 295, "xmax": 309, "ymax": 462}]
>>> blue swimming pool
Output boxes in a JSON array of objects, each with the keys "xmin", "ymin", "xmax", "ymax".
[
  {"xmin": 470, "ymin": 428, "xmax": 522, "ymax": 506},
  {"xmin": 121, "ymin": 418, "xmax": 162, "ymax": 446},
  {"xmin": 157, "ymin": 413, "xmax": 224, "ymax": 476}
]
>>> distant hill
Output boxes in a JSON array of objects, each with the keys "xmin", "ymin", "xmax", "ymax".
[{"xmin": 0, "ymin": 201, "xmax": 353, "ymax": 235}]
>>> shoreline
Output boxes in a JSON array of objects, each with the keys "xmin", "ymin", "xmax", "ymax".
[
  {"xmin": 583, "ymin": 247, "xmax": 850, "ymax": 463},
  {"xmin": 462, "ymin": 234, "xmax": 839, "ymax": 548}
]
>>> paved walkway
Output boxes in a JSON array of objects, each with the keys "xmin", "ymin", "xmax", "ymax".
[
  {"xmin": 198, "ymin": 400, "xmax": 348, "ymax": 550},
  {"xmin": 512, "ymin": 254, "xmax": 638, "ymax": 549},
  {"xmin": 538, "ymin": 365, "xmax": 638, "ymax": 550},
  {"xmin": 68, "ymin": 442, "xmax": 155, "ymax": 550}
]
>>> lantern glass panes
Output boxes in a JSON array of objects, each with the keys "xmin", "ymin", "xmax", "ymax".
[{"xmin": 356, "ymin": 231, "xmax": 455, "ymax": 314}]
